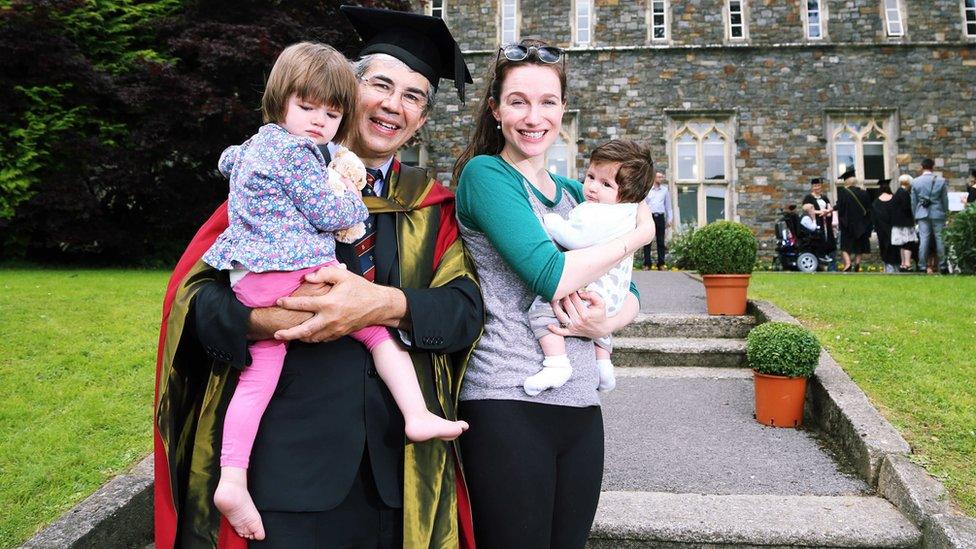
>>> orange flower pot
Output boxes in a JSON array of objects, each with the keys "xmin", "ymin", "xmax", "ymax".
[
  {"xmin": 753, "ymin": 371, "xmax": 808, "ymax": 428},
  {"xmin": 701, "ymin": 274, "xmax": 751, "ymax": 316}
]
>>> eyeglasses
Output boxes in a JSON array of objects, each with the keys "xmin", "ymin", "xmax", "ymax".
[
  {"xmin": 359, "ymin": 76, "xmax": 428, "ymax": 113},
  {"xmin": 496, "ymin": 44, "xmax": 565, "ymax": 66}
]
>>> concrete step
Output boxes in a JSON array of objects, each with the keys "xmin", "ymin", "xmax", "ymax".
[
  {"xmin": 616, "ymin": 313, "xmax": 756, "ymax": 339},
  {"xmin": 588, "ymin": 492, "xmax": 921, "ymax": 548},
  {"xmin": 613, "ymin": 337, "xmax": 748, "ymax": 368}
]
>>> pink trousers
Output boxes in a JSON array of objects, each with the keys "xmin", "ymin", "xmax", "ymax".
[{"xmin": 220, "ymin": 261, "xmax": 391, "ymax": 468}]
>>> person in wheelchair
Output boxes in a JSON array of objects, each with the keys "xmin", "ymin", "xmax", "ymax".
[{"xmin": 775, "ymin": 204, "xmax": 834, "ymax": 272}]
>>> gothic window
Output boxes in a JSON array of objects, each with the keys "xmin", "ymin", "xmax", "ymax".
[
  {"xmin": 546, "ymin": 114, "xmax": 579, "ymax": 179},
  {"xmin": 965, "ymin": 0, "xmax": 976, "ymax": 37},
  {"xmin": 829, "ymin": 116, "xmax": 892, "ymax": 195},
  {"xmin": 650, "ymin": 0, "xmax": 669, "ymax": 42},
  {"xmin": 500, "ymin": 0, "xmax": 519, "ymax": 45},
  {"xmin": 427, "ymin": 0, "xmax": 445, "ymax": 20},
  {"xmin": 883, "ymin": 0, "xmax": 905, "ymax": 37},
  {"xmin": 726, "ymin": 0, "xmax": 747, "ymax": 40},
  {"xmin": 574, "ymin": 0, "xmax": 593, "ymax": 45},
  {"xmin": 671, "ymin": 119, "xmax": 734, "ymax": 229},
  {"xmin": 805, "ymin": 0, "xmax": 824, "ymax": 39}
]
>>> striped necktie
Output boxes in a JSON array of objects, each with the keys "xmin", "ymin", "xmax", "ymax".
[{"xmin": 354, "ymin": 168, "xmax": 381, "ymax": 281}]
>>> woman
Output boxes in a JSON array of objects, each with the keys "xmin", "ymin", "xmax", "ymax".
[
  {"xmin": 965, "ymin": 168, "xmax": 976, "ymax": 206},
  {"xmin": 802, "ymin": 177, "xmax": 837, "ymax": 270},
  {"xmin": 834, "ymin": 169, "xmax": 872, "ymax": 272},
  {"xmin": 451, "ymin": 40, "xmax": 653, "ymax": 548},
  {"xmin": 871, "ymin": 179, "xmax": 900, "ymax": 273},
  {"xmin": 891, "ymin": 174, "xmax": 917, "ymax": 271}
]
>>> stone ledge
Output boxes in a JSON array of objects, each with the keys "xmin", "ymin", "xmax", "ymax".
[
  {"xmin": 923, "ymin": 514, "xmax": 976, "ymax": 549},
  {"xmin": 22, "ymin": 455, "xmax": 153, "ymax": 549},
  {"xmin": 878, "ymin": 454, "xmax": 952, "ymax": 529},
  {"xmin": 588, "ymin": 491, "xmax": 920, "ymax": 548}
]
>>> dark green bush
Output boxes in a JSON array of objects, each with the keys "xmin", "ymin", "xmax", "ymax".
[
  {"xmin": 688, "ymin": 221, "xmax": 758, "ymax": 275},
  {"xmin": 945, "ymin": 204, "xmax": 976, "ymax": 275},
  {"xmin": 666, "ymin": 225, "xmax": 696, "ymax": 269},
  {"xmin": 746, "ymin": 322, "xmax": 821, "ymax": 378}
]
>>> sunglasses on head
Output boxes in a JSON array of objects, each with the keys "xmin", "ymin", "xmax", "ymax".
[{"xmin": 496, "ymin": 43, "xmax": 564, "ymax": 65}]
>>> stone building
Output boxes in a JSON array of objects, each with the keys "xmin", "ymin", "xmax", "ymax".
[{"xmin": 403, "ymin": 0, "xmax": 976, "ymax": 242}]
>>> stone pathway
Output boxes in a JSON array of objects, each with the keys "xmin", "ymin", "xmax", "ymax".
[{"xmin": 591, "ymin": 270, "xmax": 921, "ymax": 547}]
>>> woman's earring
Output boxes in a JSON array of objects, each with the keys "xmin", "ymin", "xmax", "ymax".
[{"xmin": 496, "ymin": 123, "xmax": 501, "ymax": 130}]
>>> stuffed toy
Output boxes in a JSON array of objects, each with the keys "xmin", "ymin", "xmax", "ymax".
[{"xmin": 327, "ymin": 146, "xmax": 368, "ymax": 243}]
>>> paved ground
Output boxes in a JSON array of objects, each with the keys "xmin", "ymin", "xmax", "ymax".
[
  {"xmin": 601, "ymin": 372, "xmax": 869, "ymax": 495},
  {"xmin": 632, "ymin": 270, "xmax": 708, "ymax": 314},
  {"xmin": 604, "ymin": 270, "xmax": 870, "ymax": 496}
]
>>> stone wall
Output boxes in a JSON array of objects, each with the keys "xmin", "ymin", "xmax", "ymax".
[{"xmin": 410, "ymin": 0, "xmax": 976, "ymax": 240}]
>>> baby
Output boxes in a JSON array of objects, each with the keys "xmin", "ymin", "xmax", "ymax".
[
  {"xmin": 524, "ymin": 140, "xmax": 654, "ymax": 396},
  {"xmin": 202, "ymin": 42, "xmax": 468, "ymax": 541}
]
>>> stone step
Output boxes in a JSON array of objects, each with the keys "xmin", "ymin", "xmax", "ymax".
[
  {"xmin": 588, "ymin": 492, "xmax": 921, "ymax": 548},
  {"xmin": 615, "ymin": 313, "xmax": 756, "ymax": 339},
  {"xmin": 613, "ymin": 337, "xmax": 748, "ymax": 368}
]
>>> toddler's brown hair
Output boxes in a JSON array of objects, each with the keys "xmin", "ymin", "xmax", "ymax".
[{"xmin": 588, "ymin": 140, "xmax": 654, "ymax": 203}]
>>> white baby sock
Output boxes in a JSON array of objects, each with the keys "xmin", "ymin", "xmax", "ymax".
[
  {"xmin": 597, "ymin": 359, "xmax": 616, "ymax": 392},
  {"xmin": 523, "ymin": 355, "xmax": 573, "ymax": 396}
]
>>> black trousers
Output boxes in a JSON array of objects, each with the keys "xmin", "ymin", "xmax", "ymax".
[
  {"xmin": 642, "ymin": 213, "xmax": 668, "ymax": 267},
  {"xmin": 458, "ymin": 400, "xmax": 604, "ymax": 549},
  {"xmin": 251, "ymin": 451, "xmax": 402, "ymax": 548}
]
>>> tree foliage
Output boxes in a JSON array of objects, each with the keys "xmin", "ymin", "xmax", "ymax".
[{"xmin": 0, "ymin": 0, "xmax": 408, "ymax": 264}]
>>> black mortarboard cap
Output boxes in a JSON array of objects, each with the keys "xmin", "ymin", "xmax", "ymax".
[
  {"xmin": 810, "ymin": 177, "xmax": 823, "ymax": 186},
  {"xmin": 340, "ymin": 6, "xmax": 473, "ymax": 102},
  {"xmin": 970, "ymin": 168, "xmax": 976, "ymax": 178},
  {"xmin": 876, "ymin": 177, "xmax": 891, "ymax": 186},
  {"xmin": 839, "ymin": 168, "xmax": 856, "ymax": 180}
]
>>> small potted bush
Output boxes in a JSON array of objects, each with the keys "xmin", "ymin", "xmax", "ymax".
[
  {"xmin": 746, "ymin": 322, "xmax": 821, "ymax": 428},
  {"xmin": 689, "ymin": 221, "xmax": 758, "ymax": 315},
  {"xmin": 944, "ymin": 204, "xmax": 976, "ymax": 274}
]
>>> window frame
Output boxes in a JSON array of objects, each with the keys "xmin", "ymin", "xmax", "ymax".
[
  {"xmin": 963, "ymin": 0, "xmax": 976, "ymax": 38},
  {"xmin": 648, "ymin": 0, "xmax": 670, "ymax": 43},
  {"xmin": 725, "ymin": 0, "xmax": 748, "ymax": 42},
  {"xmin": 573, "ymin": 0, "xmax": 593, "ymax": 46},
  {"xmin": 883, "ymin": 0, "xmax": 906, "ymax": 37},
  {"xmin": 804, "ymin": 0, "xmax": 826, "ymax": 40},
  {"xmin": 426, "ymin": 0, "xmax": 446, "ymax": 21},
  {"xmin": 545, "ymin": 113, "xmax": 579, "ymax": 180},
  {"xmin": 827, "ymin": 114, "xmax": 896, "ymax": 199},
  {"xmin": 668, "ymin": 117, "xmax": 736, "ymax": 230},
  {"xmin": 499, "ymin": 0, "xmax": 519, "ymax": 45}
]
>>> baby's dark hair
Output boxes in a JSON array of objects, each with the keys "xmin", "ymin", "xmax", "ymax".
[{"xmin": 588, "ymin": 140, "xmax": 654, "ymax": 203}]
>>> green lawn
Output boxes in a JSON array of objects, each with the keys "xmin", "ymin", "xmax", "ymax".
[
  {"xmin": 0, "ymin": 269, "xmax": 169, "ymax": 548},
  {"xmin": 750, "ymin": 273, "xmax": 976, "ymax": 516}
]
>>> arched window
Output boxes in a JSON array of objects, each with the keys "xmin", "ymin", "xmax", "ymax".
[
  {"xmin": 670, "ymin": 118, "xmax": 734, "ymax": 229},
  {"xmin": 649, "ymin": 0, "xmax": 669, "ymax": 42}
]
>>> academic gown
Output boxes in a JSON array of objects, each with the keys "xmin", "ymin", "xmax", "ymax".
[
  {"xmin": 836, "ymin": 185, "xmax": 872, "ymax": 254},
  {"xmin": 801, "ymin": 193, "xmax": 837, "ymax": 252},
  {"xmin": 871, "ymin": 196, "xmax": 901, "ymax": 266},
  {"xmin": 153, "ymin": 155, "xmax": 484, "ymax": 549}
]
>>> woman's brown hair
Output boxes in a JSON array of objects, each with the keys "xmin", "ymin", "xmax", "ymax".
[
  {"xmin": 451, "ymin": 39, "xmax": 568, "ymax": 184},
  {"xmin": 261, "ymin": 42, "xmax": 359, "ymax": 145}
]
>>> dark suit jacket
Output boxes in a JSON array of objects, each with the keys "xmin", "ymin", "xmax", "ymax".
[{"xmin": 190, "ymin": 159, "xmax": 483, "ymax": 512}]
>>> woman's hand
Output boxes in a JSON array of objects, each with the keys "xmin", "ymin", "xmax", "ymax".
[{"xmin": 547, "ymin": 291, "xmax": 612, "ymax": 340}]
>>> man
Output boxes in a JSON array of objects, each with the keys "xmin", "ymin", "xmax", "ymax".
[
  {"xmin": 153, "ymin": 7, "xmax": 483, "ymax": 548},
  {"xmin": 911, "ymin": 158, "xmax": 949, "ymax": 274},
  {"xmin": 642, "ymin": 171, "xmax": 672, "ymax": 270}
]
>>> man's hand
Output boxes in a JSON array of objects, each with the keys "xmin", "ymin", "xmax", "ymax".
[
  {"xmin": 273, "ymin": 266, "xmax": 407, "ymax": 343},
  {"xmin": 547, "ymin": 291, "xmax": 611, "ymax": 339}
]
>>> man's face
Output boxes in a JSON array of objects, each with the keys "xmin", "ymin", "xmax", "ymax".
[
  {"xmin": 654, "ymin": 172, "xmax": 665, "ymax": 186},
  {"xmin": 354, "ymin": 58, "xmax": 430, "ymax": 163}
]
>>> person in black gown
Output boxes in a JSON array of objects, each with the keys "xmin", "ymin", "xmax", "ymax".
[
  {"xmin": 965, "ymin": 168, "xmax": 976, "ymax": 207},
  {"xmin": 891, "ymin": 174, "xmax": 917, "ymax": 271},
  {"xmin": 871, "ymin": 178, "xmax": 900, "ymax": 273},
  {"xmin": 835, "ymin": 169, "xmax": 872, "ymax": 272}
]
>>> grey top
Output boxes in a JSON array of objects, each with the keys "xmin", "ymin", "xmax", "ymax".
[
  {"xmin": 911, "ymin": 171, "xmax": 949, "ymax": 220},
  {"xmin": 458, "ymin": 177, "xmax": 601, "ymax": 407}
]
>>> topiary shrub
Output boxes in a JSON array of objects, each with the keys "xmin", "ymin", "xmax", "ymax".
[
  {"xmin": 945, "ymin": 204, "xmax": 976, "ymax": 274},
  {"xmin": 746, "ymin": 322, "xmax": 821, "ymax": 378},
  {"xmin": 689, "ymin": 221, "xmax": 758, "ymax": 275}
]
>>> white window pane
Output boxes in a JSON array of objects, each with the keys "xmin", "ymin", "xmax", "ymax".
[
  {"xmin": 835, "ymin": 142, "xmax": 855, "ymax": 178},
  {"xmin": 677, "ymin": 140, "xmax": 697, "ymax": 180},
  {"xmin": 967, "ymin": 0, "xmax": 976, "ymax": 8},
  {"xmin": 808, "ymin": 12, "xmax": 819, "ymax": 24},
  {"xmin": 578, "ymin": 30, "xmax": 589, "ymax": 43},
  {"xmin": 884, "ymin": 0, "xmax": 898, "ymax": 8},
  {"xmin": 703, "ymin": 148, "xmax": 726, "ymax": 180},
  {"xmin": 677, "ymin": 186, "xmax": 698, "ymax": 228},
  {"xmin": 547, "ymin": 136, "xmax": 570, "ymax": 177},
  {"xmin": 705, "ymin": 187, "xmax": 727, "ymax": 223},
  {"xmin": 809, "ymin": 24, "xmax": 821, "ymax": 38},
  {"xmin": 889, "ymin": 22, "xmax": 903, "ymax": 35}
]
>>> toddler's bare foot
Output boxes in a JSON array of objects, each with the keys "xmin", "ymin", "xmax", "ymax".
[
  {"xmin": 405, "ymin": 411, "xmax": 469, "ymax": 442},
  {"xmin": 214, "ymin": 468, "xmax": 266, "ymax": 541}
]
